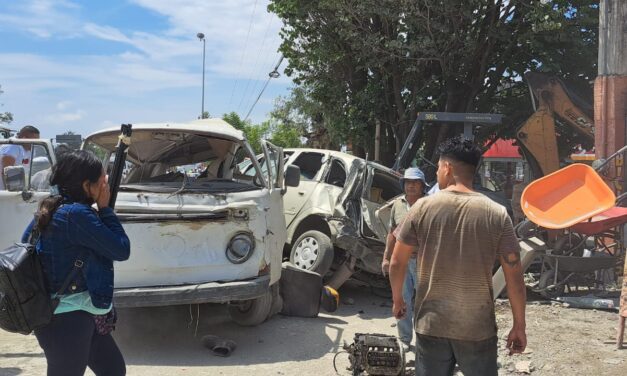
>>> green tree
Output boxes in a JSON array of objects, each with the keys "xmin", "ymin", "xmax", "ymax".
[
  {"xmin": 268, "ymin": 121, "xmax": 303, "ymax": 148},
  {"xmin": 222, "ymin": 112, "xmax": 269, "ymax": 154},
  {"xmin": 269, "ymin": 87, "xmax": 333, "ymax": 149},
  {"xmin": 0, "ymin": 85, "xmax": 13, "ymax": 125},
  {"xmin": 223, "ymin": 111, "xmax": 303, "ymax": 153},
  {"xmin": 222, "ymin": 112, "xmax": 247, "ymax": 131},
  {"xmin": 245, "ymin": 121, "xmax": 270, "ymax": 154},
  {"xmin": 269, "ymin": 0, "xmax": 599, "ymax": 166}
]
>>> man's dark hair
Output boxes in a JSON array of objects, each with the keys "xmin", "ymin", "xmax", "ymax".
[
  {"xmin": 18, "ymin": 125, "xmax": 40, "ymax": 136},
  {"xmin": 437, "ymin": 136, "xmax": 482, "ymax": 168},
  {"xmin": 54, "ymin": 143, "xmax": 71, "ymax": 159}
]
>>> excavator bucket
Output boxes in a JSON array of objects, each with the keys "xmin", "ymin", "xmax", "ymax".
[{"xmin": 521, "ymin": 164, "xmax": 616, "ymax": 229}]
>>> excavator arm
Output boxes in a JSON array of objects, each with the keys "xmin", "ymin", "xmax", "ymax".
[{"xmin": 516, "ymin": 72, "xmax": 595, "ymax": 177}]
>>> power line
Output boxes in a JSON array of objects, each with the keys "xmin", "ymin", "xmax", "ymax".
[
  {"xmin": 237, "ymin": 13, "xmax": 277, "ymax": 114},
  {"xmin": 227, "ymin": 0, "xmax": 259, "ymax": 110},
  {"xmin": 243, "ymin": 55, "xmax": 284, "ymax": 122}
]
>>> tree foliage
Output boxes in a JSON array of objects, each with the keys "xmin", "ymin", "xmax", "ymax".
[
  {"xmin": 223, "ymin": 110, "xmax": 303, "ymax": 155},
  {"xmin": 270, "ymin": 86, "xmax": 335, "ymax": 149},
  {"xmin": 0, "ymin": 85, "xmax": 13, "ymax": 125},
  {"xmin": 269, "ymin": 0, "xmax": 599, "ymax": 166},
  {"xmin": 223, "ymin": 112, "xmax": 264, "ymax": 153}
]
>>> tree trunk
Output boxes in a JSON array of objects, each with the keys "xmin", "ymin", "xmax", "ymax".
[{"xmin": 424, "ymin": 79, "xmax": 472, "ymax": 161}]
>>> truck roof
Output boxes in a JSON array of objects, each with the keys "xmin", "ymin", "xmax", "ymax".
[{"xmin": 86, "ymin": 118, "xmax": 244, "ymax": 142}]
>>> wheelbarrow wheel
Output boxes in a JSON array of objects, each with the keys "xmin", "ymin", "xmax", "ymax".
[
  {"xmin": 553, "ymin": 234, "xmax": 585, "ymax": 256},
  {"xmin": 515, "ymin": 219, "xmax": 537, "ymax": 239},
  {"xmin": 538, "ymin": 270, "xmax": 566, "ymax": 299}
]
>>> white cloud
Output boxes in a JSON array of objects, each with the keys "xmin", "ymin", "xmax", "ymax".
[
  {"xmin": 0, "ymin": 0, "xmax": 82, "ymax": 39},
  {"xmin": 83, "ymin": 23, "xmax": 132, "ymax": 44},
  {"xmin": 56, "ymin": 101, "xmax": 72, "ymax": 110},
  {"xmin": 1, "ymin": 1, "xmax": 290, "ymax": 137},
  {"xmin": 128, "ymin": 0, "xmax": 284, "ymax": 77},
  {"xmin": 46, "ymin": 109, "xmax": 85, "ymax": 124},
  {"xmin": 1, "ymin": 1, "xmax": 285, "ymax": 85},
  {"xmin": 0, "ymin": 53, "xmax": 199, "ymax": 94}
]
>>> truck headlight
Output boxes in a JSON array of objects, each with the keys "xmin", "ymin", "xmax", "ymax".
[{"xmin": 226, "ymin": 232, "xmax": 255, "ymax": 264}]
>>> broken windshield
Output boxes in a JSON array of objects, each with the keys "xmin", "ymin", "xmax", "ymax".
[{"xmin": 84, "ymin": 130, "xmax": 262, "ymax": 193}]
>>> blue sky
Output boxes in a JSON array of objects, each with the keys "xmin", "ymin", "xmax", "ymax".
[{"xmin": 0, "ymin": 0, "xmax": 290, "ymax": 138}]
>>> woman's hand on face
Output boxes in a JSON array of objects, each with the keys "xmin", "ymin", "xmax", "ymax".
[{"xmin": 96, "ymin": 175, "xmax": 110, "ymax": 210}]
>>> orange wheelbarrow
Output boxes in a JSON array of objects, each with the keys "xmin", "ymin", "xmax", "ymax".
[{"xmin": 521, "ymin": 162, "xmax": 626, "ymax": 299}]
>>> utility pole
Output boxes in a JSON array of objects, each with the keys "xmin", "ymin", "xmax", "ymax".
[
  {"xmin": 595, "ymin": 0, "xmax": 627, "ymax": 159},
  {"xmin": 197, "ymin": 33, "xmax": 206, "ymax": 119},
  {"xmin": 374, "ymin": 120, "xmax": 381, "ymax": 162},
  {"xmin": 596, "ymin": 0, "xmax": 627, "ymax": 349}
]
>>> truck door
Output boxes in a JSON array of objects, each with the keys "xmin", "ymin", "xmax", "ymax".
[
  {"xmin": 0, "ymin": 139, "xmax": 56, "ymax": 244},
  {"xmin": 261, "ymin": 141, "xmax": 287, "ymax": 282}
]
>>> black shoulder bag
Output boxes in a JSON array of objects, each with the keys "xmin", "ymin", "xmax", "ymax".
[{"xmin": 0, "ymin": 223, "xmax": 85, "ymax": 335}]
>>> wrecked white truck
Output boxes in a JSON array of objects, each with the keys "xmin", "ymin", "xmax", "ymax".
[
  {"xmin": 244, "ymin": 149, "xmax": 403, "ymax": 289},
  {"xmin": 0, "ymin": 119, "xmax": 299, "ymax": 326}
]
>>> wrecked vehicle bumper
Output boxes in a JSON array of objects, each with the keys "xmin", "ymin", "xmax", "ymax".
[
  {"xmin": 329, "ymin": 218, "xmax": 384, "ymax": 275},
  {"xmin": 113, "ymin": 274, "xmax": 270, "ymax": 308}
]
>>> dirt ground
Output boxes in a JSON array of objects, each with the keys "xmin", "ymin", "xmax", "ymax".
[{"xmin": 0, "ymin": 281, "xmax": 625, "ymax": 376}]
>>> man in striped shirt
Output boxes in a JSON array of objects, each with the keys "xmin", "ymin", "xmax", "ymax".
[{"xmin": 390, "ymin": 136, "xmax": 527, "ymax": 376}]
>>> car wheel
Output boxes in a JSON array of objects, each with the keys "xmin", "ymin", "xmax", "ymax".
[
  {"xmin": 290, "ymin": 230, "xmax": 334, "ymax": 275},
  {"xmin": 228, "ymin": 290, "xmax": 273, "ymax": 326}
]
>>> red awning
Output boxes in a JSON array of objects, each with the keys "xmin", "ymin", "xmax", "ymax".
[{"xmin": 483, "ymin": 139, "xmax": 522, "ymax": 159}]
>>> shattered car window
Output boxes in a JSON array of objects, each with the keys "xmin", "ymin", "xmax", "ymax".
[
  {"xmin": 84, "ymin": 130, "xmax": 261, "ymax": 193},
  {"xmin": 292, "ymin": 152, "xmax": 324, "ymax": 181},
  {"xmin": 367, "ymin": 170, "xmax": 403, "ymax": 204},
  {"xmin": 325, "ymin": 159, "xmax": 346, "ymax": 188}
]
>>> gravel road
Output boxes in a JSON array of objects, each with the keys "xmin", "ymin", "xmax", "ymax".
[{"xmin": 0, "ymin": 281, "xmax": 625, "ymax": 375}]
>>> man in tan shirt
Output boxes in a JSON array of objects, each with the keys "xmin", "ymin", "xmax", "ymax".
[
  {"xmin": 381, "ymin": 167, "xmax": 428, "ymax": 350},
  {"xmin": 390, "ymin": 136, "xmax": 526, "ymax": 376}
]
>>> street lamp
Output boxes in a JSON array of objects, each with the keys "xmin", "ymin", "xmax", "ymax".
[{"xmin": 197, "ymin": 32, "xmax": 206, "ymax": 119}]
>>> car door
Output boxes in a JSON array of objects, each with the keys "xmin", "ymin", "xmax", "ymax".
[
  {"xmin": 336, "ymin": 161, "xmax": 402, "ymax": 243},
  {"xmin": 0, "ymin": 139, "xmax": 56, "ymax": 245},
  {"xmin": 359, "ymin": 165, "xmax": 402, "ymax": 242},
  {"xmin": 260, "ymin": 140, "xmax": 287, "ymax": 281},
  {"xmin": 281, "ymin": 151, "xmax": 327, "ymax": 227}
]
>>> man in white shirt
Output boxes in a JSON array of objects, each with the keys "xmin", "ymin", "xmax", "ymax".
[
  {"xmin": 31, "ymin": 144, "xmax": 70, "ymax": 191},
  {"xmin": 0, "ymin": 125, "xmax": 40, "ymax": 190}
]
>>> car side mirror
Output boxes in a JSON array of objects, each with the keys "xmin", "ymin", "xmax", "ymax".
[
  {"xmin": 3, "ymin": 165, "xmax": 26, "ymax": 192},
  {"xmin": 285, "ymin": 165, "xmax": 300, "ymax": 188}
]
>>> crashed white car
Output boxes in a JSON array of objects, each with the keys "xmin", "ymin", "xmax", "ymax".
[
  {"xmin": 0, "ymin": 119, "xmax": 299, "ymax": 326},
  {"xmin": 245, "ymin": 149, "xmax": 403, "ymax": 288}
]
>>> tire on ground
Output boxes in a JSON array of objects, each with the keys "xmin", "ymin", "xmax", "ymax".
[
  {"xmin": 289, "ymin": 230, "xmax": 334, "ymax": 276},
  {"xmin": 228, "ymin": 289, "xmax": 273, "ymax": 326}
]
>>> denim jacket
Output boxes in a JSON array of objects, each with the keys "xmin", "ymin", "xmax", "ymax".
[{"xmin": 22, "ymin": 202, "xmax": 130, "ymax": 309}]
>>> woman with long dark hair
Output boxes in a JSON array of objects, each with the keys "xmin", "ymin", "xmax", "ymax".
[{"xmin": 21, "ymin": 150, "xmax": 130, "ymax": 376}]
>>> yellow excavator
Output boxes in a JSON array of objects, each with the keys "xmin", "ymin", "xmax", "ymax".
[
  {"xmin": 511, "ymin": 72, "xmax": 597, "ymax": 224},
  {"xmin": 515, "ymin": 72, "xmax": 595, "ymax": 178}
]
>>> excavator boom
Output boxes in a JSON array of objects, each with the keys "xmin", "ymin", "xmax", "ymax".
[{"xmin": 516, "ymin": 72, "xmax": 595, "ymax": 177}]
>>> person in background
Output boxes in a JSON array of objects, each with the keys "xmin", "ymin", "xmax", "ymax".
[
  {"xmin": 31, "ymin": 144, "xmax": 71, "ymax": 191},
  {"xmin": 390, "ymin": 136, "xmax": 526, "ymax": 376},
  {"xmin": 428, "ymin": 182, "xmax": 439, "ymax": 195},
  {"xmin": 22, "ymin": 150, "xmax": 131, "ymax": 376},
  {"xmin": 0, "ymin": 125, "xmax": 40, "ymax": 189},
  {"xmin": 381, "ymin": 167, "xmax": 428, "ymax": 351}
]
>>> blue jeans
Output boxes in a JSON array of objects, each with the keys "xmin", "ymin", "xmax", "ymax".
[
  {"xmin": 415, "ymin": 334, "xmax": 498, "ymax": 376},
  {"xmin": 397, "ymin": 256, "xmax": 417, "ymax": 345}
]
